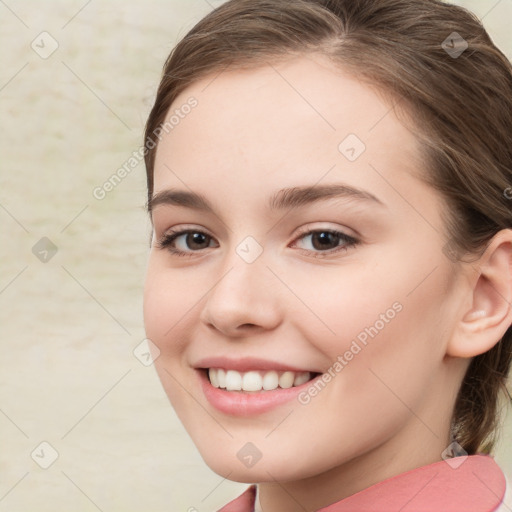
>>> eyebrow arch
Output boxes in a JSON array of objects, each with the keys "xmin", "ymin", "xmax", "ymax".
[{"xmin": 148, "ymin": 183, "xmax": 384, "ymax": 215}]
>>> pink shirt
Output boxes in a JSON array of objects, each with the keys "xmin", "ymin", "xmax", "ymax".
[{"xmin": 218, "ymin": 455, "xmax": 509, "ymax": 512}]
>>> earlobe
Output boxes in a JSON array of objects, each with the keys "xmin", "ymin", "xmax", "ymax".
[{"xmin": 447, "ymin": 230, "xmax": 512, "ymax": 358}]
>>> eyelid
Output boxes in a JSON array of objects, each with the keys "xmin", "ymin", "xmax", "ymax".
[
  {"xmin": 156, "ymin": 223, "xmax": 354, "ymax": 244},
  {"xmin": 156, "ymin": 222, "xmax": 360, "ymax": 260},
  {"xmin": 290, "ymin": 226, "xmax": 359, "ymax": 257},
  {"xmin": 156, "ymin": 224, "xmax": 214, "ymax": 242},
  {"xmin": 293, "ymin": 222, "xmax": 358, "ymax": 239},
  {"xmin": 155, "ymin": 225, "xmax": 216, "ymax": 253}
]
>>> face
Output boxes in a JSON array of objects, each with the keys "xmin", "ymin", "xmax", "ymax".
[{"xmin": 143, "ymin": 54, "xmax": 468, "ymax": 484}]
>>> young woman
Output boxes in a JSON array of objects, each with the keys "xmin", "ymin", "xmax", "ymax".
[{"xmin": 142, "ymin": 0, "xmax": 512, "ymax": 510}]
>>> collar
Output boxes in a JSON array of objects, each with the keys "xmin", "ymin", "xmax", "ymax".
[{"xmin": 217, "ymin": 454, "xmax": 507, "ymax": 512}]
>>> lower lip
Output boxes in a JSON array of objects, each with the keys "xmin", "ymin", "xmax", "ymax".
[{"xmin": 197, "ymin": 369, "xmax": 322, "ymax": 416}]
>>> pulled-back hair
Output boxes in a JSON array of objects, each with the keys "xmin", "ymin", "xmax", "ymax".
[{"xmin": 144, "ymin": 0, "xmax": 512, "ymax": 455}]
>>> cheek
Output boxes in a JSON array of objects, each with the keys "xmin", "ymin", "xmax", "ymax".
[
  {"xmin": 287, "ymin": 262, "xmax": 402, "ymax": 356},
  {"xmin": 143, "ymin": 261, "xmax": 200, "ymax": 415},
  {"xmin": 290, "ymin": 254, "xmax": 450, "ymax": 393},
  {"xmin": 143, "ymin": 257, "xmax": 199, "ymax": 355}
]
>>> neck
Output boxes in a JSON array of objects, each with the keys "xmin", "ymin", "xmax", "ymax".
[{"xmin": 257, "ymin": 420, "xmax": 452, "ymax": 512}]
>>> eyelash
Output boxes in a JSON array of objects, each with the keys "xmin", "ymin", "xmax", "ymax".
[{"xmin": 156, "ymin": 226, "xmax": 359, "ymax": 259}]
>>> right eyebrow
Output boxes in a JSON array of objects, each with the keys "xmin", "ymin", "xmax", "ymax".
[
  {"xmin": 147, "ymin": 183, "xmax": 385, "ymax": 216},
  {"xmin": 148, "ymin": 189, "xmax": 214, "ymax": 215}
]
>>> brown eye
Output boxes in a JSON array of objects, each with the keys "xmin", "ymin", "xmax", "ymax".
[
  {"xmin": 292, "ymin": 229, "xmax": 359, "ymax": 258},
  {"xmin": 157, "ymin": 229, "xmax": 217, "ymax": 257},
  {"xmin": 183, "ymin": 232, "xmax": 211, "ymax": 250},
  {"xmin": 309, "ymin": 231, "xmax": 341, "ymax": 251}
]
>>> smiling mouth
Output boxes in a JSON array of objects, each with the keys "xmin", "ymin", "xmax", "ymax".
[{"xmin": 205, "ymin": 368, "xmax": 321, "ymax": 392}]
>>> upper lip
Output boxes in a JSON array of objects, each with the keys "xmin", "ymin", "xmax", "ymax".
[{"xmin": 193, "ymin": 356, "xmax": 318, "ymax": 373}]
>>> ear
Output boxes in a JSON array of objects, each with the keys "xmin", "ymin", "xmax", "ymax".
[{"xmin": 447, "ymin": 229, "xmax": 512, "ymax": 358}]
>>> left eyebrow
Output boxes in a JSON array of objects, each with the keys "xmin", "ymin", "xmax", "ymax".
[
  {"xmin": 267, "ymin": 184, "xmax": 385, "ymax": 211},
  {"xmin": 147, "ymin": 183, "xmax": 385, "ymax": 215}
]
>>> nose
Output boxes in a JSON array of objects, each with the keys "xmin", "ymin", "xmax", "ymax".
[{"xmin": 199, "ymin": 250, "xmax": 283, "ymax": 337}]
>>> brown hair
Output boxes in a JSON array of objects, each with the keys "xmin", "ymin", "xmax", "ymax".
[{"xmin": 144, "ymin": 0, "xmax": 512, "ymax": 455}]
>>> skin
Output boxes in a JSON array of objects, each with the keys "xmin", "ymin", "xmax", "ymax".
[{"xmin": 143, "ymin": 54, "xmax": 512, "ymax": 511}]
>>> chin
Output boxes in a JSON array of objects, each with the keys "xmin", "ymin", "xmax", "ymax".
[{"xmin": 197, "ymin": 445, "xmax": 324, "ymax": 484}]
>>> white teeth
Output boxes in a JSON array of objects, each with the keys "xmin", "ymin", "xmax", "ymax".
[
  {"xmin": 209, "ymin": 368, "xmax": 219, "ymax": 388},
  {"xmin": 225, "ymin": 370, "xmax": 242, "ymax": 391},
  {"xmin": 208, "ymin": 368, "xmax": 313, "ymax": 391},
  {"xmin": 262, "ymin": 370, "xmax": 279, "ymax": 390},
  {"xmin": 242, "ymin": 371, "xmax": 263, "ymax": 391},
  {"xmin": 217, "ymin": 368, "xmax": 226, "ymax": 388},
  {"xmin": 279, "ymin": 371, "xmax": 295, "ymax": 389}
]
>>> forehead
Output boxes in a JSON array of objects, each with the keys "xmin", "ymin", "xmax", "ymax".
[{"xmin": 152, "ymin": 54, "xmax": 426, "ymax": 211}]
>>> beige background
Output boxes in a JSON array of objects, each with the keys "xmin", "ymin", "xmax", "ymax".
[{"xmin": 0, "ymin": 1, "xmax": 511, "ymax": 511}]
